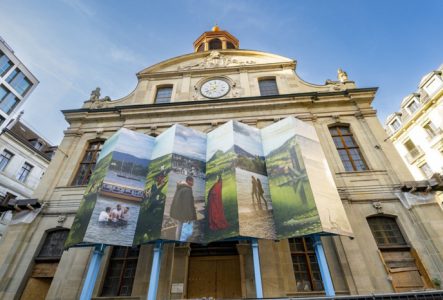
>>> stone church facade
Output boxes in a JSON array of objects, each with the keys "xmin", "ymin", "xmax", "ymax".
[{"xmin": 0, "ymin": 27, "xmax": 442, "ymax": 299}]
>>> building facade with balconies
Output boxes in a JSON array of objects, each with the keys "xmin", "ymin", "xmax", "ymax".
[{"xmin": 385, "ymin": 64, "xmax": 443, "ymax": 180}]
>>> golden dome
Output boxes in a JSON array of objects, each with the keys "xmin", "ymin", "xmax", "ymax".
[{"xmin": 212, "ymin": 25, "xmax": 220, "ymax": 32}]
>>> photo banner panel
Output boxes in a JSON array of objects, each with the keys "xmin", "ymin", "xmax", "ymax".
[
  {"xmin": 160, "ymin": 124, "xmax": 207, "ymax": 243},
  {"xmin": 65, "ymin": 129, "xmax": 155, "ymax": 248},
  {"xmin": 134, "ymin": 126, "xmax": 176, "ymax": 244},
  {"xmin": 233, "ymin": 121, "xmax": 276, "ymax": 239},
  {"xmin": 66, "ymin": 117, "xmax": 353, "ymax": 248},
  {"xmin": 261, "ymin": 118, "xmax": 322, "ymax": 239},
  {"xmin": 289, "ymin": 118, "xmax": 352, "ymax": 236},
  {"xmin": 205, "ymin": 121, "xmax": 239, "ymax": 243}
]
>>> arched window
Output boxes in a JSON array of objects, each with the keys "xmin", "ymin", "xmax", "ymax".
[
  {"xmin": 197, "ymin": 43, "xmax": 205, "ymax": 52},
  {"xmin": 71, "ymin": 140, "xmax": 105, "ymax": 186},
  {"xmin": 258, "ymin": 78, "xmax": 279, "ymax": 96},
  {"xmin": 367, "ymin": 216, "xmax": 406, "ymax": 247},
  {"xmin": 329, "ymin": 125, "xmax": 368, "ymax": 171},
  {"xmin": 21, "ymin": 228, "xmax": 69, "ymax": 300},
  {"xmin": 38, "ymin": 229, "xmax": 70, "ymax": 258},
  {"xmin": 155, "ymin": 85, "xmax": 173, "ymax": 104},
  {"xmin": 226, "ymin": 42, "xmax": 235, "ymax": 49},
  {"xmin": 208, "ymin": 39, "xmax": 222, "ymax": 50}
]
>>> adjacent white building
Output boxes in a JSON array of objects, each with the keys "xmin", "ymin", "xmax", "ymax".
[
  {"xmin": 0, "ymin": 116, "xmax": 55, "ymax": 238},
  {"xmin": 0, "ymin": 36, "xmax": 39, "ymax": 130},
  {"xmin": 385, "ymin": 64, "xmax": 443, "ymax": 180}
]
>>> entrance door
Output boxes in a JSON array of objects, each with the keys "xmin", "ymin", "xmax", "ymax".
[
  {"xmin": 187, "ymin": 255, "xmax": 242, "ymax": 299},
  {"xmin": 186, "ymin": 242, "xmax": 242, "ymax": 299}
]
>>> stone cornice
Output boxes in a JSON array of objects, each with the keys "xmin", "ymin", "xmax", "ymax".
[{"xmin": 63, "ymin": 88, "xmax": 378, "ymax": 118}]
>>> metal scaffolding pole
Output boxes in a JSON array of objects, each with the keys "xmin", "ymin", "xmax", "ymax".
[
  {"xmin": 313, "ymin": 235, "xmax": 335, "ymax": 297},
  {"xmin": 79, "ymin": 244, "xmax": 105, "ymax": 300},
  {"xmin": 251, "ymin": 238, "xmax": 263, "ymax": 298},
  {"xmin": 147, "ymin": 241, "xmax": 163, "ymax": 300}
]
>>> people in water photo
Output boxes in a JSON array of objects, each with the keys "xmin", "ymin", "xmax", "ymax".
[{"xmin": 98, "ymin": 204, "xmax": 130, "ymax": 226}]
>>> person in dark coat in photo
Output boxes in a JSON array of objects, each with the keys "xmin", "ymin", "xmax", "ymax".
[{"xmin": 170, "ymin": 176, "xmax": 196, "ymax": 240}]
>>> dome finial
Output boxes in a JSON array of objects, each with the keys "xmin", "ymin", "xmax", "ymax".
[{"xmin": 212, "ymin": 24, "xmax": 220, "ymax": 32}]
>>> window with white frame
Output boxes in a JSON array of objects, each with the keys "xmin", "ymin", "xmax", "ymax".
[
  {"xmin": 0, "ymin": 50, "xmax": 13, "ymax": 76},
  {"xmin": 419, "ymin": 163, "xmax": 433, "ymax": 178},
  {"xmin": 423, "ymin": 121, "xmax": 440, "ymax": 139},
  {"xmin": 390, "ymin": 119, "xmax": 401, "ymax": 131},
  {"xmin": 16, "ymin": 162, "xmax": 33, "ymax": 182},
  {"xmin": 0, "ymin": 149, "xmax": 13, "ymax": 171},
  {"xmin": 424, "ymin": 76, "xmax": 443, "ymax": 96},
  {"xmin": 6, "ymin": 68, "xmax": 33, "ymax": 96},
  {"xmin": 406, "ymin": 100, "xmax": 419, "ymax": 114}
]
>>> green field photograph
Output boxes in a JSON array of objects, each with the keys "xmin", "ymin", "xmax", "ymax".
[
  {"xmin": 261, "ymin": 118, "xmax": 322, "ymax": 239},
  {"xmin": 205, "ymin": 121, "xmax": 239, "ymax": 242},
  {"xmin": 133, "ymin": 153, "xmax": 172, "ymax": 244}
]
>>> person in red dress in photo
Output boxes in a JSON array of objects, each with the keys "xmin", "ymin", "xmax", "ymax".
[{"xmin": 207, "ymin": 175, "xmax": 229, "ymax": 231}]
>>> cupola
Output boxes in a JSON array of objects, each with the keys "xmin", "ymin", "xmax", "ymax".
[{"xmin": 193, "ymin": 25, "xmax": 239, "ymax": 52}]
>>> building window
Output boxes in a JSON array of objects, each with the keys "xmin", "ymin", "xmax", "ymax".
[
  {"xmin": 367, "ymin": 216, "xmax": 406, "ymax": 247},
  {"xmin": 329, "ymin": 125, "xmax": 368, "ymax": 171},
  {"xmin": 390, "ymin": 119, "xmax": 401, "ymax": 131},
  {"xmin": 419, "ymin": 163, "xmax": 433, "ymax": 178},
  {"xmin": 423, "ymin": 121, "xmax": 440, "ymax": 139},
  {"xmin": 154, "ymin": 86, "xmax": 173, "ymax": 104},
  {"xmin": 0, "ymin": 50, "xmax": 13, "ymax": 76},
  {"xmin": 0, "ymin": 85, "xmax": 20, "ymax": 114},
  {"xmin": 101, "ymin": 246, "xmax": 140, "ymax": 296},
  {"xmin": 30, "ymin": 139, "xmax": 44, "ymax": 150},
  {"xmin": 0, "ymin": 149, "xmax": 13, "ymax": 171},
  {"xmin": 71, "ymin": 140, "xmax": 104, "ymax": 186},
  {"xmin": 258, "ymin": 78, "xmax": 279, "ymax": 96},
  {"xmin": 226, "ymin": 42, "xmax": 235, "ymax": 49},
  {"xmin": 289, "ymin": 237, "xmax": 323, "ymax": 292},
  {"xmin": 38, "ymin": 229, "xmax": 69, "ymax": 259},
  {"xmin": 403, "ymin": 139, "xmax": 420, "ymax": 159},
  {"xmin": 16, "ymin": 162, "xmax": 33, "ymax": 182},
  {"xmin": 6, "ymin": 68, "xmax": 33, "ymax": 96},
  {"xmin": 406, "ymin": 100, "xmax": 419, "ymax": 114},
  {"xmin": 208, "ymin": 38, "xmax": 222, "ymax": 50}
]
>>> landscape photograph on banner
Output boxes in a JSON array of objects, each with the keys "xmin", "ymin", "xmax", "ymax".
[
  {"xmin": 160, "ymin": 125, "xmax": 207, "ymax": 243},
  {"xmin": 233, "ymin": 121, "xmax": 275, "ymax": 239},
  {"xmin": 66, "ymin": 117, "xmax": 353, "ymax": 248},
  {"xmin": 290, "ymin": 118, "xmax": 353, "ymax": 236},
  {"xmin": 82, "ymin": 130, "xmax": 154, "ymax": 246},
  {"xmin": 205, "ymin": 121, "xmax": 239, "ymax": 242},
  {"xmin": 261, "ymin": 118, "xmax": 322, "ymax": 239},
  {"xmin": 134, "ymin": 126, "xmax": 175, "ymax": 244},
  {"xmin": 65, "ymin": 129, "xmax": 155, "ymax": 247}
]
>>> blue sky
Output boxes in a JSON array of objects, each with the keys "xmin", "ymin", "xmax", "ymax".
[{"xmin": 1, "ymin": 0, "xmax": 442, "ymax": 145}]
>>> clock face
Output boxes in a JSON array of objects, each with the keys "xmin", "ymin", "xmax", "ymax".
[{"xmin": 200, "ymin": 79, "xmax": 230, "ymax": 99}]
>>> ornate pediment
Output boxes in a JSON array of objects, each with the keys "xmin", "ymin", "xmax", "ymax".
[
  {"xmin": 137, "ymin": 50, "xmax": 294, "ymax": 76},
  {"xmin": 177, "ymin": 51, "xmax": 256, "ymax": 71}
]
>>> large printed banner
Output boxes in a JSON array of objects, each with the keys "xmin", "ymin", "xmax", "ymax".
[{"xmin": 65, "ymin": 117, "xmax": 352, "ymax": 247}]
